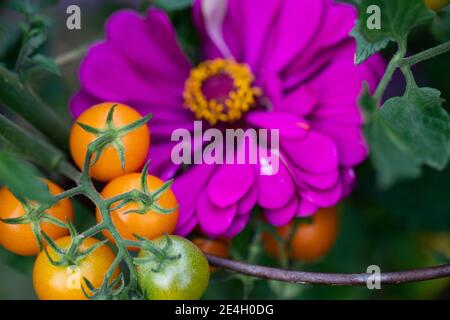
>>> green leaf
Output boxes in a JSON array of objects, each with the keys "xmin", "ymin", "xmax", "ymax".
[
  {"xmin": 361, "ymin": 87, "xmax": 450, "ymax": 187},
  {"xmin": 6, "ymin": 0, "xmax": 33, "ymax": 15},
  {"xmin": 350, "ymin": 22, "xmax": 389, "ymax": 64},
  {"xmin": 24, "ymin": 54, "xmax": 61, "ymax": 77},
  {"xmin": 364, "ymin": 110, "xmax": 422, "ymax": 187},
  {"xmin": 0, "ymin": 151, "xmax": 53, "ymax": 203},
  {"xmin": 154, "ymin": 0, "xmax": 193, "ymax": 11},
  {"xmin": 358, "ymin": 0, "xmax": 434, "ymax": 43}
]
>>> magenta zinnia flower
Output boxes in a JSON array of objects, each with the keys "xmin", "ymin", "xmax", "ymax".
[{"xmin": 71, "ymin": 0, "xmax": 384, "ymax": 238}]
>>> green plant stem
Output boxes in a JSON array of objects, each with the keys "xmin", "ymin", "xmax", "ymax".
[
  {"xmin": 399, "ymin": 40, "xmax": 450, "ymax": 67},
  {"xmin": 0, "ymin": 66, "xmax": 70, "ymax": 149},
  {"xmin": 76, "ymin": 145, "xmax": 139, "ymax": 292},
  {"xmin": 76, "ymin": 222, "xmax": 106, "ymax": 241},
  {"xmin": 54, "ymin": 39, "xmax": 99, "ymax": 67},
  {"xmin": 373, "ymin": 44, "xmax": 406, "ymax": 103},
  {"xmin": 53, "ymin": 185, "xmax": 84, "ymax": 201}
]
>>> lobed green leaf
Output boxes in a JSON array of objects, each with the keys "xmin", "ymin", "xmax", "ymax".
[
  {"xmin": 361, "ymin": 87, "xmax": 450, "ymax": 188},
  {"xmin": 358, "ymin": 0, "xmax": 434, "ymax": 43},
  {"xmin": 350, "ymin": 22, "xmax": 389, "ymax": 64}
]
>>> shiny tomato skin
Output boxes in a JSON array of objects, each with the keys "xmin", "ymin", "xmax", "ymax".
[
  {"xmin": 96, "ymin": 173, "xmax": 179, "ymax": 249},
  {"xmin": 69, "ymin": 102, "xmax": 150, "ymax": 182},
  {"xmin": 136, "ymin": 235, "xmax": 209, "ymax": 300},
  {"xmin": 0, "ymin": 180, "xmax": 74, "ymax": 256},
  {"xmin": 32, "ymin": 236, "xmax": 119, "ymax": 300},
  {"xmin": 263, "ymin": 207, "xmax": 339, "ymax": 262}
]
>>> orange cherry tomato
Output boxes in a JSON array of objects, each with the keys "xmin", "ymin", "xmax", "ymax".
[
  {"xmin": 33, "ymin": 236, "xmax": 119, "ymax": 300},
  {"xmin": 263, "ymin": 207, "xmax": 339, "ymax": 262},
  {"xmin": 96, "ymin": 173, "xmax": 179, "ymax": 249},
  {"xmin": 69, "ymin": 102, "xmax": 150, "ymax": 182},
  {"xmin": 192, "ymin": 237, "xmax": 230, "ymax": 271},
  {"xmin": 0, "ymin": 180, "xmax": 74, "ymax": 256}
]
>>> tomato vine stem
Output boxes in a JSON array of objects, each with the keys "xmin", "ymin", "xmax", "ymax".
[{"xmin": 399, "ymin": 40, "xmax": 450, "ymax": 67}]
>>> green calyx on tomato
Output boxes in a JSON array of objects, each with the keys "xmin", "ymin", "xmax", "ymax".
[
  {"xmin": 133, "ymin": 234, "xmax": 182, "ymax": 272},
  {"xmin": 41, "ymin": 221, "xmax": 107, "ymax": 267},
  {"xmin": 135, "ymin": 235, "xmax": 210, "ymax": 300},
  {"xmin": 1, "ymin": 197, "xmax": 65, "ymax": 253},
  {"xmin": 0, "ymin": 179, "xmax": 74, "ymax": 256},
  {"xmin": 76, "ymin": 103, "xmax": 152, "ymax": 173}
]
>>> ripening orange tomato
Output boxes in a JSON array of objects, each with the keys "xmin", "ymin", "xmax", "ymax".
[
  {"xmin": 69, "ymin": 102, "xmax": 150, "ymax": 182},
  {"xmin": 0, "ymin": 180, "xmax": 74, "ymax": 256},
  {"xmin": 424, "ymin": 0, "xmax": 449, "ymax": 11},
  {"xmin": 263, "ymin": 207, "xmax": 339, "ymax": 262},
  {"xmin": 192, "ymin": 237, "xmax": 230, "ymax": 271},
  {"xmin": 33, "ymin": 236, "xmax": 119, "ymax": 300},
  {"xmin": 96, "ymin": 173, "xmax": 179, "ymax": 249}
]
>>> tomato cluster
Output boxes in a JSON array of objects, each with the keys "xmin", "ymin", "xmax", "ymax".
[{"xmin": 0, "ymin": 102, "xmax": 210, "ymax": 300}]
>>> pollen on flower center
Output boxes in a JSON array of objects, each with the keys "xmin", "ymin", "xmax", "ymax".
[{"xmin": 183, "ymin": 59, "xmax": 261, "ymax": 125}]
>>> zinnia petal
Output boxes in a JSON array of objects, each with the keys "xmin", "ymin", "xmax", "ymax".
[
  {"xmin": 173, "ymin": 164, "xmax": 216, "ymax": 229},
  {"xmin": 208, "ymin": 164, "xmax": 255, "ymax": 208},
  {"xmin": 223, "ymin": 214, "xmax": 251, "ymax": 237},
  {"xmin": 256, "ymin": 156, "xmax": 295, "ymax": 209},
  {"xmin": 282, "ymin": 131, "xmax": 338, "ymax": 174},
  {"xmin": 264, "ymin": 196, "xmax": 299, "ymax": 226}
]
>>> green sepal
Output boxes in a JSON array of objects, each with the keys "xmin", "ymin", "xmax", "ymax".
[
  {"xmin": 76, "ymin": 122, "xmax": 104, "ymax": 135},
  {"xmin": 113, "ymin": 139, "xmax": 126, "ymax": 172},
  {"xmin": 41, "ymin": 230, "xmax": 65, "ymax": 255},
  {"xmin": 31, "ymin": 221, "xmax": 43, "ymax": 252},
  {"xmin": 105, "ymin": 104, "xmax": 118, "ymax": 130},
  {"xmin": 140, "ymin": 160, "xmax": 151, "ymax": 194},
  {"xmin": 77, "ymin": 104, "xmax": 151, "ymax": 172},
  {"xmin": 0, "ymin": 215, "xmax": 31, "ymax": 225},
  {"xmin": 148, "ymin": 203, "xmax": 178, "ymax": 215},
  {"xmin": 122, "ymin": 208, "xmax": 148, "ymax": 215},
  {"xmin": 40, "ymin": 213, "xmax": 67, "ymax": 228},
  {"xmin": 66, "ymin": 219, "xmax": 78, "ymax": 239},
  {"xmin": 151, "ymin": 179, "xmax": 174, "ymax": 200},
  {"xmin": 42, "ymin": 243, "xmax": 66, "ymax": 267},
  {"xmin": 117, "ymin": 113, "xmax": 152, "ymax": 136}
]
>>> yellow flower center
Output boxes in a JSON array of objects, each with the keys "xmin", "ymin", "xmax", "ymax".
[{"xmin": 183, "ymin": 59, "xmax": 261, "ymax": 125}]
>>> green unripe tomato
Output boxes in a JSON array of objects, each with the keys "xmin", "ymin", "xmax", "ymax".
[
  {"xmin": 136, "ymin": 235, "xmax": 210, "ymax": 300},
  {"xmin": 424, "ymin": 0, "xmax": 450, "ymax": 11}
]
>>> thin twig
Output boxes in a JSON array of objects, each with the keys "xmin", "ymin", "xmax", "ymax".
[
  {"xmin": 54, "ymin": 40, "xmax": 98, "ymax": 67},
  {"xmin": 207, "ymin": 255, "xmax": 450, "ymax": 286},
  {"xmin": 399, "ymin": 41, "xmax": 450, "ymax": 67}
]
